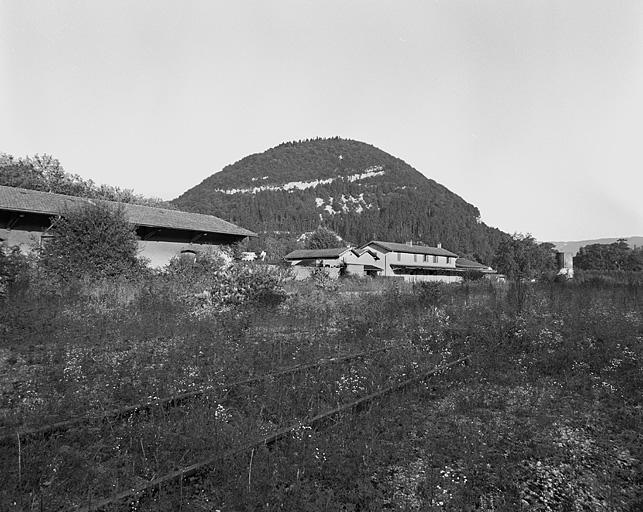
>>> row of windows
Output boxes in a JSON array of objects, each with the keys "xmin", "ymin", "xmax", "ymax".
[{"xmin": 395, "ymin": 253, "xmax": 453, "ymax": 264}]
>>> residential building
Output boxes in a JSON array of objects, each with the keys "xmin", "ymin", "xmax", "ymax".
[{"xmin": 359, "ymin": 241, "xmax": 461, "ymax": 283}]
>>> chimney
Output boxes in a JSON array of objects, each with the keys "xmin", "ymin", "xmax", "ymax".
[
  {"xmin": 437, "ymin": 242, "xmax": 442, "ymax": 248},
  {"xmin": 406, "ymin": 241, "xmax": 413, "ymax": 246}
]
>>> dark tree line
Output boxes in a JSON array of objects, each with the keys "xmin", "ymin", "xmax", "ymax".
[
  {"xmin": 492, "ymin": 234, "xmax": 557, "ymax": 280},
  {"xmin": 0, "ymin": 153, "xmax": 175, "ymax": 209},
  {"xmin": 574, "ymin": 240, "xmax": 643, "ymax": 271}
]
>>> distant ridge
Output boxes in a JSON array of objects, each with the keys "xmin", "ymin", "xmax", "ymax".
[
  {"xmin": 551, "ymin": 236, "xmax": 643, "ymax": 256},
  {"xmin": 173, "ymin": 138, "xmax": 508, "ymax": 263}
]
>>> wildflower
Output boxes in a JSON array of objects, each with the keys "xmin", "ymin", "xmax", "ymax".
[{"xmin": 214, "ymin": 404, "xmax": 232, "ymax": 422}]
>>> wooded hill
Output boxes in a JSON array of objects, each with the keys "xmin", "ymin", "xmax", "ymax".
[{"xmin": 174, "ymin": 138, "xmax": 508, "ymax": 263}]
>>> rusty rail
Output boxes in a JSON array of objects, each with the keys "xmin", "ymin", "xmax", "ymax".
[
  {"xmin": 1, "ymin": 345, "xmax": 392, "ymax": 445},
  {"xmin": 70, "ymin": 355, "xmax": 469, "ymax": 512}
]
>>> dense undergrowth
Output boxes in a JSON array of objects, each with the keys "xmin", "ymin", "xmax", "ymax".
[{"xmin": 0, "ymin": 260, "xmax": 641, "ymax": 510}]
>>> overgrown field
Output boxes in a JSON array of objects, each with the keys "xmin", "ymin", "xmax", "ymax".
[{"xmin": 0, "ymin": 268, "xmax": 641, "ymax": 511}]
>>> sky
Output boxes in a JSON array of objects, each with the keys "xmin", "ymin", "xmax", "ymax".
[{"xmin": 1, "ymin": 0, "xmax": 642, "ymax": 242}]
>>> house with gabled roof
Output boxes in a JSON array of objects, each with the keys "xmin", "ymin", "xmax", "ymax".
[
  {"xmin": 284, "ymin": 241, "xmax": 498, "ymax": 283},
  {"xmin": 358, "ymin": 240, "xmax": 463, "ymax": 283},
  {"xmin": 0, "ymin": 185, "xmax": 255, "ymax": 267},
  {"xmin": 284, "ymin": 247, "xmax": 383, "ymax": 280}
]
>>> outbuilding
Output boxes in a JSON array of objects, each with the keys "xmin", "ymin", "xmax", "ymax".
[
  {"xmin": 0, "ymin": 185, "xmax": 255, "ymax": 267},
  {"xmin": 284, "ymin": 247, "xmax": 383, "ymax": 279}
]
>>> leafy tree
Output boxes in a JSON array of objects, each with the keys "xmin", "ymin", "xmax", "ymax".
[
  {"xmin": 40, "ymin": 202, "xmax": 145, "ymax": 280},
  {"xmin": 0, "ymin": 158, "xmax": 47, "ymax": 191},
  {"xmin": 575, "ymin": 239, "xmax": 643, "ymax": 271},
  {"xmin": 0, "ymin": 245, "xmax": 33, "ymax": 296},
  {"xmin": 0, "ymin": 152, "xmax": 176, "ymax": 209},
  {"xmin": 263, "ymin": 234, "xmax": 299, "ymax": 263},
  {"xmin": 305, "ymin": 227, "xmax": 342, "ymax": 250},
  {"xmin": 492, "ymin": 234, "xmax": 557, "ymax": 280}
]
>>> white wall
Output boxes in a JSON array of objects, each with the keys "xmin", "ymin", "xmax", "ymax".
[
  {"xmin": 401, "ymin": 274, "xmax": 462, "ymax": 283},
  {"xmin": 0, "ymin": 228, "xmax": 228, "ymax": 268},
  {"xmin": 0, "ymin": 228, "xmax": 42, "ymax": 252},
  {"xmin": 138, "ymin": 241, "xmax": 229, "ymax": 268},
  {"xmin": 388, "ymin": 252, "xmax": 455, "ymax": 268},
  {"xmin": 291, "ymin": 266, "xmax": 341, "ymax": 280}
]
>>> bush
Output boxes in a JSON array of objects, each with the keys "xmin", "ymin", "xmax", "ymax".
[
  {"xmin": 462, "ymin": 269, "xmax": 485, "ymax": 282},
  {"xmin": 0, "ymin": 245, "xmax": 33, "ymax": 296},
  {"xmin": 190, "ymin": 262, "xmax": 289, "ymax": 316},
  {"xmin": 310, "ymin": 266, "xmax": 340, "ymax": 291},
  {"xmin": 40, "ymin": 202, "xmax": 145, "ymax": 280},
  {"xmin": 162, "ymin": 248, "xmax": 230, "ymax": 289},
  {"xmin": 413, "ymin": 281, "xmax": 445, "ymax": 306}
]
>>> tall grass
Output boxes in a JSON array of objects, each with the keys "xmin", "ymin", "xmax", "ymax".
[{"xmin": 0, "ymin": 269, "xmax": 641, "ymax": 510}]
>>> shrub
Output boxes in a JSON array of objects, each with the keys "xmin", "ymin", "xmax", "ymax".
[
  {"xmin": 0, "ymin": 245, "xmax": 33, "ymax": 296},
  {"xmin": 191, "ymin": 262, "xmax": 289, "ymax": 316},
  {"xmin": 310, "ymin": 266, "xmax": 340, "ymax": 291},
  {"xmin": 462, "ymin": 269, "xmax": 485, "ymax": 282},
  {"xmin": 162, "ymin": 248, "xmax": 230, "ymax": 288},
  {"xmin": 413, "ymin": 281, "xmax": 445, "ymax": 306},
  {"xmin": 40, "ymin": 202, "xmax": 145, "ymax": 280}
]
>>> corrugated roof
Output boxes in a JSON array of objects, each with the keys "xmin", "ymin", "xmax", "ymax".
[
  {"xmin": 363, "ymin": 240, "xmax": 458, "ymax": 258},
  {"xmin": 0, "ymin": 185, "xmax": 255, "ymax": 237},
  {"xmin": 284, "ymin": 247, "xmax": 352, "ymax": 260},
  {"xmin": 455, "ymin": 257, "xmax": 490, "ymax": 269}
]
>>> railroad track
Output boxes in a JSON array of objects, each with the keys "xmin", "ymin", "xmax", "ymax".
[
  {"xmin": 70, "ymin": 356, "xmax": 470, "ymax": 512},
  {"xmin": 3, "ymin": 343, "xmax": 466, "ymax": 511},
  {"xmin": 0, "ymin": 345, "xmax": 392, "ymax": 446}
]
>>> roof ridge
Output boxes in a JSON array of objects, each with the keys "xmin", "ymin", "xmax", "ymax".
[
  {"xmin": 0, "ymin": 185, "xmax": 255, "ymax": 237},
  {"xmin": 360, "ymin": 240, "xmax": 458, "ymax": 257}
]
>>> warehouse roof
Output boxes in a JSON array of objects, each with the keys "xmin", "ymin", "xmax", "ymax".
[{"xmin": 0, "ymin": 185, "xmax": 255, "ymax": 237}]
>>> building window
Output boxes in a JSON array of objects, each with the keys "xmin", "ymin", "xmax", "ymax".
[
  {"xmin": 433, "ymin": 255, "xmax": 438, "ymax": 263},
  {"xmin": 447, "ymin": 257, "xmax": 452, "ymax": 264},
  {"xmin": 397, "ymin": 253, "xmax": 401, "ymax": 261},
  {"xmin": 424, "ymin": 254, "xmax": 430, "ymax": 262},
  {"xmin": 414, "ymin": 254, "xmax": 417, "ymax": 262}
]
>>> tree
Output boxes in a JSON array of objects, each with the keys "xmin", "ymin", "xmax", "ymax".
[
  {"xmin": 492, "ymin": 234, "xmax": 556, "ymax": 280},
  {"xmin": 40, "ymin": 202, "xmax": 145, "ymax": 280},
  {"xmin": 0, "ymin": 156, "xmax": 46, "ymax": 191},
  {"xmin": 263, "ymin": 235, "xmax": 298, "ymax": 263},
  {"xmin": 575, "ymin": 240, "xmax": 642, "ymax": 271},
  {"xmin": 0, "ymin": 245, "xmax": 32, "ymax": 296},
  {"xmin": 1, "ymin": 152, "xmax": 177, "ymax": 209},
  {"xmin": 305, "ymin": 227, "xmax": 341, "ymax": 250}
]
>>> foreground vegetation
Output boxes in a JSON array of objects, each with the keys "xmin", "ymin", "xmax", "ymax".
[{"xmin": 0, "ymin": 258, "xmax": 641, "ymax": 510}]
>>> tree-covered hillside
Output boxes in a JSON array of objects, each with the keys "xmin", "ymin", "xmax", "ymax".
[{"xmin": 173, "ymin": 138, "xmax": 508, "ymax": 263}]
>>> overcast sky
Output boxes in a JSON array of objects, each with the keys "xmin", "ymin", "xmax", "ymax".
[{"xmin": 1, "ymin": 0, "xmax": 642, "ymax": 242}]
